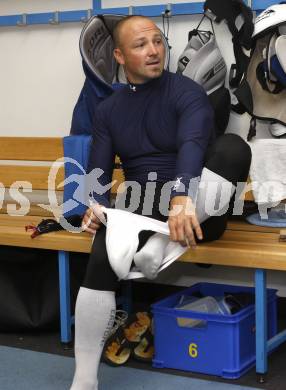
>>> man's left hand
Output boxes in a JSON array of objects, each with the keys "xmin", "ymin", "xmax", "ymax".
[{"xmin": 168, "ymin": 196, "xmax": 203, "ymax": 248}]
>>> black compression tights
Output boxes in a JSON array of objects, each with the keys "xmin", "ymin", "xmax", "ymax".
[{"xmin": 82, "ymin": 133, "xmax": 251, "ymax": 292}]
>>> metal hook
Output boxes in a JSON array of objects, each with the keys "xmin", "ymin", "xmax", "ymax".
[
  {"xmin": 49, "ymin": 11, "xmax": 59, "ymax": 25},
  {"xmin": 81, "ymin": 9, "xmax": 92, "ymax": 23},
  {"xmin": 162, "ymin": 3, "xmax": 172, "ymax": 17},
  {"xmin": 17, "ymin": 14, "xmax": 27, "ymax": 27},
  {"xmin": 128, "ymin": 6, "xmax": 134, "ymax": 15}
]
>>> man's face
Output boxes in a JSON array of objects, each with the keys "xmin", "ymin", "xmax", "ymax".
[{"xmin": 114, "ymin": 18, "xmax": 166, "ymax": 84}]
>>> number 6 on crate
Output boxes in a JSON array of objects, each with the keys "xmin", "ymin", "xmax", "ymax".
[{"xmin": 188, "ymin": 343, "xmax": 198, "ymax": 358}]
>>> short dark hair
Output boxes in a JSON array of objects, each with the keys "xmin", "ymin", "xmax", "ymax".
[{"xmin": 113, "ymin": 15, "xmax": 152, "ymax": 49}]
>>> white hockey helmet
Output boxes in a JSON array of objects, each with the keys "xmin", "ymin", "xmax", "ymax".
[
  {"xmin": 253, "ymin": 3, "xmax": 286, "ymax": 38},
  {"xmin": 257, "ymin": 31, "xmax": 286, "ymax": 93}
]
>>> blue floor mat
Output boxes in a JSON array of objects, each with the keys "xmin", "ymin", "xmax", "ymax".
[{"xmin": 0, "ymin": 346, "xmax": 260, "ymax": 390}]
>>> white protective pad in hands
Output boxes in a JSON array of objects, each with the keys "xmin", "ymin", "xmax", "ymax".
[{"xmin": 102, "ymin": 207, "xmax": 187, "ymax": 280}]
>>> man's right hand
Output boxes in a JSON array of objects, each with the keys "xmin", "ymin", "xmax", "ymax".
[{"xmin": 82, "ymin": 207, "xmax": 102, "ymax": 234}]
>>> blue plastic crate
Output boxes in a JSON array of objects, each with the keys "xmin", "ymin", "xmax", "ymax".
[{"xmin": 151, "ymin": 282, "xmax": 277, "ymax": 379}]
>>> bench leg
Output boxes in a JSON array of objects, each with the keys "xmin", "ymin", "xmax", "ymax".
[
  {"xmin": 58, "ymin": 250, "xmax": 72, "ymax": 346},
  {"xmin": 255, "ymin": 268, "xmax": 267, "ymax": 382}
]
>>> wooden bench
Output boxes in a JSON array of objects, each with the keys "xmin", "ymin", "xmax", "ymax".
[{"xmin": 1, "ymin": 136, "xmax": 286, "ymax": 380}]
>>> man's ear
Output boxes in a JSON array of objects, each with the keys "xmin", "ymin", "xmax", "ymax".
[{"xmin": 113, "ymin": 48, "xmax": 125, "ymax": 65}]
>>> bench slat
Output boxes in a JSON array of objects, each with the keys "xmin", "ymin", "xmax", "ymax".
[
  {"xmin": 0, "ymin": 225, "xmax": 91, "ymax": 253},
  {"xmin": 1, "ymin": 215, "xmax": 286, "ymax": 270},
  {"xmin": 0, "ymin": 203, "xmax": 56, "ymax": 217},
  {"xmin": 180, "ymin": 231, "xmax": 286, "ymax": 270},
  {"xmin": 227, "ymin": 220, "xmax": 281, "ymax": 233},
  {"xmin": 213, "ymin": 229, "xmax": 281, "ymax": 245},
  {"xmin": 0, "ymin": 215, "xmax": 46, "ymax": 226},
  {"xmin": 180, "ymin": 245, "xmax": 286, "ymax": 270},
  {"xmin": 0, "ymin": 165, "xmax": 64, "ymax": 190},
  {"xmin": 0, "ymin": 137, "xmax": 63, "ymax": 161},
  {"xmin": 0, "ymin": 215, "xmax": 91, "ymax": 252},
  {"xmin": 1, "ymin": 166, "xmax": 123, "ymax": 193}
]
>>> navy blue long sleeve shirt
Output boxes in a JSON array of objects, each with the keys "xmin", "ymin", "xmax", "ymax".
[{"xmin": 88, "ymin": 70, "xmax": 215, "ymax": 207}]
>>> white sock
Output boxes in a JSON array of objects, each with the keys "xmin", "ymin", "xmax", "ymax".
[
  {"xmin": 194, "ymin": 168, "xmax": 235, "ymax": 223},
  {"xmin": 133, "ymin": 168, "xmax": 235, "ymax": 279},
  {"xmin": 134, "ymin": 233, "xmax": 170, "ymax": 279},
  {"xmin": 70, "ymin": 287, "xmax": 116, "ymax": 390}
]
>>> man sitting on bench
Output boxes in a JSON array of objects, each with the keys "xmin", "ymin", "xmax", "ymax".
[{"xmin": 70, "ymin": 15, "xmax": 251, "ymax": 390}]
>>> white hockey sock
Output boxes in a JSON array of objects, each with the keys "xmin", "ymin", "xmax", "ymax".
[
  {"xmin": 194, "ymin": 168, "xmax": 235, "ymax": 223},
  {"xmin": 70, "ymin": 288, "xmax": 116, "ymax": 390}
]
